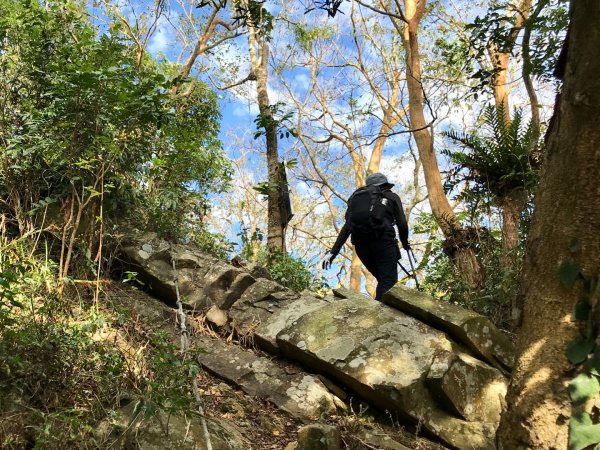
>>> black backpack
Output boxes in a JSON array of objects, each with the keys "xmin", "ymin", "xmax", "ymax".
[{"xmin": 346, "ymin": 185, "xmax": 390, "ymax": 237}]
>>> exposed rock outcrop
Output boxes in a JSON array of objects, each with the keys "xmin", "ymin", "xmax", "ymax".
[
  {"xmin": 120, "ymin": 232, "xmax": 218, "ymax": 308},
  {"xmin": 275, "ymin": 295, "xmax": 498, "ymax": 449},
  {"xmin": 195, "ymin": 334, "xmax": 342, "ymax": 421},
  {"xmin": 119, "ymin": 233, "xmax": 515, "ymax": 449},
  {"xmin": 383, "ymin": 285, "xmax": 514, "ymax": 372}
]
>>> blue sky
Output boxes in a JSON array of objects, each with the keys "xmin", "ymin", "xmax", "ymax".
[{"xmin": 90, "ymin": 0, "xmax": 560, "ymax": 291}]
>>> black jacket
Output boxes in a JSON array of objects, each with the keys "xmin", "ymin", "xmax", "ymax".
[{"xmin": 330, "ymin": 189, "xmax": 409, "ymax": 256}]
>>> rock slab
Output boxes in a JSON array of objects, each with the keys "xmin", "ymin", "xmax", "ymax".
[
  {"xmin": 97, "ymin": 400, "xmax": 249, "ymax": 450},
  {"xmin": 120, "ymin": 232, "xmax": 216, "ymax": 308},
  {"xmin": 195, "ymin": 335, "xmax": 341, "ymax": 421},
  {"xmin": 276, "ymin": 295, "xmax": 497, "ymax": 449},
  {"xmin": 383, "ymin": 285, "xmax": 515, "ymax": 371}
]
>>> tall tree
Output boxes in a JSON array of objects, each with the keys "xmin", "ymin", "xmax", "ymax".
[
  {"xmin": 242, "ymin": 0, "xmax": 287, "ymax": 253},
  {"xmin": 470, "ymin": 0, "xmax": 538, "ymax": 304},
  {"xmin": 386, "ymin": 0, "xmax": 483, "ymax": 289},
  {"xmin": 275, "ymin": 7, "xmax": 422, "ymax": 293},
  {"xmin": 497, "ymin": 1, "xmax": 600, "ymax": 447}
]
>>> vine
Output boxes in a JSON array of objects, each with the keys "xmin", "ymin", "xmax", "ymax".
[{"xmin": 562, "ymin": 239, "xmax": 600, "ymax": 450}]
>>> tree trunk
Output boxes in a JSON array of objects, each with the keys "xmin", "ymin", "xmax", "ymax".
[
  {"xmin": 499, "ymin": 188, "xmax": 527, "ymax": 325},
  {"xmin": 247, "ymin": 26, "xmax": 286, "ymax": 253},
  {"xmin": 488, "ymin": 48, "xmax": 511, "ymax": 123},
  {"xmin": 350, "ymin": 251, "xmax": 362, "ymax": 292},
  {"xmin": 401, "ymin": 0, "xmax": 482, "ymax": 290},
  {"xmin": 488, "ymin": 0, "xmax": 532, "ymax": 123},
  {"xmin": 497, "ymin": 2, "xmax": 600, "ymax": 447},
  {"xmin": 349, "ymin": 163, "xmax": 366, "ymax": 291}
]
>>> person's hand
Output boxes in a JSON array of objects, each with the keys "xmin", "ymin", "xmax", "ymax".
[
  {"xmin": 402, "ymin": 242, "xmax": 411, "ymax": 251},
  {"xmin": 321, "ymin": 251, "xmax": 336, "ymax": 270}
]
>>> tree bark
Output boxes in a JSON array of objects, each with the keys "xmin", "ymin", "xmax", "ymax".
[
  {"xmin": 497, "ymin": 2, "xmax": 600, "ymax": 447},
  {"xmin": 350, "ymin": 251, "xmax": 363, "ymax": 292},
  {"xmin": 488, "ymin": 0, "xmax": 532, "ymax": 123},
  {"xmin": 247, "ymin": 24, "xmax": 286, "ymax": 253},
  {"xmin": 499, "ymin": 188, "xmax": 527, "ymax": 324},
  {"xmin": 401, "ymin": 0, "xmax": 482, "ymax": 290}
]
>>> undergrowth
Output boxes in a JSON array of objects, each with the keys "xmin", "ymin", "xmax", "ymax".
[{"xmin": 0, "ymin": 232, "xmax": 201, "ymax": 449}]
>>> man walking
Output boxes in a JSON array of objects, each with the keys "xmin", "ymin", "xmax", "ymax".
[{"xmin": 322, "ymin": 173, "xmax": 410, "ymax": 301}]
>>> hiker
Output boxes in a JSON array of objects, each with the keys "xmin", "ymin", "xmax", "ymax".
[{"xmin": 321, "ymin": 173, "xmax": 410, "ymax": 301}]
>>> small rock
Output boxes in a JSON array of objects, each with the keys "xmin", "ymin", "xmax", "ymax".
[
  {"xmin": 206, "ymin": 305, "xmax": 229, "ymax": 328},
  {"xmin": 296, "ymin": 424, "xmax": 341, "ymax": 450}
]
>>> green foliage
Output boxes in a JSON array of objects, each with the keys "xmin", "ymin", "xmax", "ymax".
[
  {"xmin": 567, "ymin": 336, "xmax": 596, "ymax": 365},
  {"xmin": 293, "ymin": 24, "xmax": 334, "ymax": 51},
  {"xmin": 562, "ymin": 243, "xmax": 600, "ymax": 450},
  {"xmin": 443, "ymin": 105, "xmax": 539, "ymax": 207},
  {"xmin": 414, "ymin": 212, "xmax": 516, "ymax": 326},
  {"xmin": 142, "ymin": 82, "xmax": 232, "ymax": 242},
  {"xmin": 569, "ymin": 374, "xmax": 600, "ymax": 405},
  {"xmin": 0, "ymin": 232, "xmax": 58, "ymax": 325},
  {"xmin": 232, "ymin": 0, "xmax": 274, "ymax": 38},
  {"xmin": 0, "ymin": 230, "xmax": 205, "ymax": 448},
  {"xmin": 134, "ymin": 331, "xmax": 199, "ymax": 414},
  {"xmin": 238, "ymin": 227, "xmax": 322, "ymax": 292},
  {"xmin": 189, "ymin": 228, "xmax": 235, "ymax": 260},
  {"xmin": 569, "ymin": 413, "xmax": 600, "ymax": 450},
  {"xmin": 266, "ymin": 250, "xmax": 319, "ymax": 292},
  {"xmin": 253, "ymin": 102, "xmax": 298, "ymax": 140},
  {"xmin": 0, "ymin": 0, "xmax": 231, "ymax": 271},
  {"xmin": 466, "ymin": 0, "xmax": 568, "ymax": 85},
  {"xmin": 434, "ymin": 35, "xmax": 474, "ymax": 84},
  {"xmin": 0, "ymin": 238, "xmax": 123, "ymax": 447}
]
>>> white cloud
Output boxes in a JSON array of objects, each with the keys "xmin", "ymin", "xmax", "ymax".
[
  {"xmin": 232, "ymin": 103, "xmax": 260, "ymax": 118},
  {"xmin": 379, "ymin": 154, "xmax": 416, "ymax": 188},
  {"xmin": 292, "ymin": 73, "xmax": 310, "ymax": 91},
  {"xmin": 147, "ymin": 16, "xmax": 175, "ymax": 56}
]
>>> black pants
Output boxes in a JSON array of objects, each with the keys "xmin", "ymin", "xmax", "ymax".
[{"xmin": 355, "ymin": 239, "xmax": 399, "ymax": 301}]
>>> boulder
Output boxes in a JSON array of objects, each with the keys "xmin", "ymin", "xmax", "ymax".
[
  {"xmin": 206, "ymin": 305, "xmax": 229, "ymax": 328},
  {"xmin": 276, "ymin": 295, "xmax": 497, "ymax": 449},
  {"xmin": 427, "ymin": 352, "xmax": 507, "ymax": 423},
  {"xmin": 119, "ymin": 233, "xmax": 259, "ymax": 310},
  {"xmin": 196, "ymin": 335, "xmax": 341, "ymax": 421},
  {"xmin": 383, "ymin": 285, "xmax": 515, "ymax": 371},
  {"xmin": 255, "ymin": 294, "xmax": 332, "ymax": 354},
  {"xmin": 227, "ymin": 278, "xmax": 300, "ymax": 337},
  {"xmin": 201, "ymin": 265, "xmax": 256, "ymax": 309},
  {"xmin": 119, "ymin": 232, "xmax": 216, "ymax": 308},
  {"xmin": 356, "ymin": 429, "xmax": 412, "ymax": 450}
]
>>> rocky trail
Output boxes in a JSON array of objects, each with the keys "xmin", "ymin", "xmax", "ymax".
[{"xmin": 99, "ymin": 232, "xmax": 515, "ymax": 449}]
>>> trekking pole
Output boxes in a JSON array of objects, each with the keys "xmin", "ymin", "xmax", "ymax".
[
  {"xmin": 407, "ymin": 248, "xmax": 421, "ymax": 291},
  {"xmin": 397, "ymin": 260, "xmax": 412, "ymax": 279}
]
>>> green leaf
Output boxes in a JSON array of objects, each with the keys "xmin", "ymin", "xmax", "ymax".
[
  {"xmin": 569, "ymin": 412, "xmax": 600, "ymax": 450},
  {"xmin": 569, "ymin": 374, "xmax": 600, "ymax": 404},
  {"xmin": 128, "ymin": 399, "xmax": 145, "ymax": 427},
  {"xmin": 567, "ymin": 336, "xmax": 596, "ymax": 364},
  {"xmin": 569, "ymin": 238, "xmax": 582, "ymax": 254},
  {"xmin": 560, "ymin": 260, "xmax": 581, "ymax": 289},
  {"xmin": 573, "ymin": 301, "xmax": 592, "ymax": 321},
  {"xmin": 585, "ymin": 351, "xmax": 600, "ymax": 377}
]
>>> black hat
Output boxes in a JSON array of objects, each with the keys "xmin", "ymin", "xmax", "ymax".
[{"xmin": 366, "ymin": 172, "xmax": 394, "ymax": 189}]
